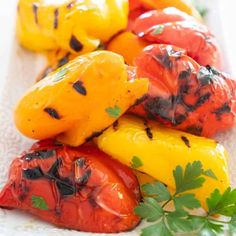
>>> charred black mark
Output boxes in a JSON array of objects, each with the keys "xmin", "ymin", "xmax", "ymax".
[
  {"xmin": 66, "ymin": 0, "xmax": 76, "ymax": 9},
  {"xmin": 47, "ymin": 159, "xmax": 76, "ymax": 196},
  {"xmin": 76, "ymin": 158, "xmax": 86, "ymax": 168},
  {"xmin": 113, "ymin": 120, "xmax": 119, "ymax": 131},
  {"xmin": 206, "ymin": 65, "xmax": 221, "ymax": 76},
  {"xmin": 154, "ymin": 52, "xmax": 172, "ymax": 70},
  {"xmin": 25, "ymin": 150, "xmax": 56, "ymax": 161},
  {"xmin": 48, "ymin": 159, "xmax": 61, "ymax": 177},
  {"xmin": 73, "ymin": 81, "xmax": 87, "ymax": 95},
  {"xmin": 58, "ymin": 53, "xmax": 70, "ymax": 68},
  {"xmin": 44, "ymin": 107, "xmax": 61, "ymax": 119},
  {"xmin": 56, "ymin": 178, "xmax": 75, "ymax": 196},
  {"xmin": 178, "ymin": 68, "xmax": 191, "ymax": 80},
  {"xmin": 145, "ymin": 127, "xmax": 153, "ymax": 140},
  {"xmin": 197, "ymin": 66, "xmax": 219, "ymax": 86},
  {"xmin": 86, "ymin": 131, "xmax": 103, "ymax": 142},
  {"xmin": 70, "ymin": 35, "xmax": 83, "ymax": 52},
  {"xmin": 144, "ymin": 97, "xmax": 173, "ymax": 121},
  {"xmin": 23, "ymin": 166, "xmax": 44, "ymax": 180},
  {"xmin": 76, "ymin": 169, "xmax": 91, "ymax": 185},
  {"xmin": 54, "ymin": 8, "xmax": 59, "ymax": 29},
  {"xmin": 133, "ymin": 94, "xmax": 148, "ymax": 106},
  {"xmin": 213, "ymin": 103, "xmax": 231, "ymax": 120},
  {"xmin": 186, "ymin": 125, "xmax": 203, "ymax": 136},
  {"xmin": 173, "ymin": 114, "xmax": 187, "ymax": 126},
  {"xmin": 32, "ymin": 3, "xmax": 38, "ymax": 24},
  {"xmin": 194, "ymin": 93, "xmax": 211, "ymax": 108},
  {"xmin": 181, "ymin": 136, "xmax": 191, "ymax": 148}
]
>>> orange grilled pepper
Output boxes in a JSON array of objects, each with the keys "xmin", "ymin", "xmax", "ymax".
[
  {"xmin": 107, "ymin": 32, "xmax": 148, "ymax": 65},
  {"xmin": 14, "ymin": 51, "xmax": 148, "ymax": 146}
]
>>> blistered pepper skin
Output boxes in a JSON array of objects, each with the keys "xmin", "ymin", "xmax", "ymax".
[
  {"xmin": 0, "ymin": 140, "xmax": 140, "ymax": 233},
  {"xmin": 17, "ymin": 0, "xmax": 128, "ymax": 54},
  {"xmin": 14, "ymin": 51, "xmax": 148, "ymax": 146},
  {"xmin": 130, "ymin": 44, "xmax": 236, "ymax": 137},
  {"xmin": 96, "ymin": 115, "xmax": 230, "ymax": 208}
]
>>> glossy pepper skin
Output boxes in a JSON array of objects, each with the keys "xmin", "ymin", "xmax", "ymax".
[
  {"xmin": 96, "ymin": 115, "xmax": 230, "ymax": 208},
  {"xmin": 17, "ymin": 0, "xmax": 128, "ymax": 54},
  {"xmin": 128, "ymin": 0, "xmax": 202, "ymax": 30},
  {"xmin": 129, "ymin": 0, "xmax": 202, "ymax": 21},
  {"xmin": 14, "ymin": 51, "xmax": 148, "ymax": 146},
  {"xmin": 133, "ymin": 8, "xmax": 222, "ymax": 68},
  {"xmin": 130, "ymin": 44, "xmax": 236, "ymax": 137},
  {"xmin": 0, "ymin": 140, "xmax": 140, "ymax": 233}
]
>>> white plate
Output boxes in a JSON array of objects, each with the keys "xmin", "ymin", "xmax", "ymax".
[{"xmin": 0, "ymin": 1, "xmax": 236, "ymax": 235}]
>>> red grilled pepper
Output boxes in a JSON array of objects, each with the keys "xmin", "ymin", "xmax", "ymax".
[
  {"xmin": 129, "ymin": 44, "xmax": 236, "ymax": 137},
  {"xmin": 133, "ymin": 9, "xmax": 222, "ymax": 68},
  {"xmin": 0, "ymin": 140, "xmax": 140, "ymax": 233}
]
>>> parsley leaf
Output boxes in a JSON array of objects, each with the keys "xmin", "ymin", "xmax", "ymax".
[
  {"xmin": 152, "ymin": 25, "xmax": 164, "ymax": 35},
  {"xmin": 53, "ymin": 67, "xmax": 68, "ymax": 82},
  {"xmin": 135, "ymin": 197, "xmax": 164, "ymax": 222},
  {"xmin": 141, "ymin": 220, "xmax": 172, "ymax": 236},
  {"xmin": 142, "ymin": 182, "xmax": 171, "ymax": 202},
  {"xmin": 32, "ymin": 195, "xmax": 48, "ymax": 210},
  {"xmin": 201, "ymin": 221, "xmax": 224, "ymax": 235},
  {"xmin": 166, "ymin": 216, "xmax": 193, "ymax": 233},
  {"xmin": 174, "ymin": 194, "xmax": 201, "ymax": 210},
  {"xmin": 207, "ymin": 188, "xmax": 236, "ymax": 216},
  {"xmin": 203, "ymin": 169, "xmax": 218, "ymax": 180},
  {"xmin": 105, "ymin": 105, "xmax": 122, "ymax": 118},
  {"xmin": 173, "ymin": 161, "xmax": 205, "ymax": 194},
  {"xmin": 131, "ymin": 156, "xmax": 143, "ymax": 169}
]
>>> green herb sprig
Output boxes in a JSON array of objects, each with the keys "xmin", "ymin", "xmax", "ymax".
[{"xmin": 135, "ymin": 161, "xmax": 236, "ymax": 235}]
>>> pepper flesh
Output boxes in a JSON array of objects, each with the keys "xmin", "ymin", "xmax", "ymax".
[
  {"xmin": 14, "ymin": 51, "xmax": 148, "ymax": 146},
  {"xmin": 96, "ymin": 115, "xmax": 230, "ymax": 208},
  {"xmin": 17, "ymin": 0, "xmax": 128, "ymax": 54},
  {"xmin": 130, "ymin": 44, "xmax": 236, "ymax": 137},
  {"xmin": 0, "ymin": 140, "xmax": 140, "ymax": 233}
]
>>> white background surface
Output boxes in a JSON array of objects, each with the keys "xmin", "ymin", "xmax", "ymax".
[{"xmin": 0, "ymin": 1, "xmax": 236, "ymax": 235}]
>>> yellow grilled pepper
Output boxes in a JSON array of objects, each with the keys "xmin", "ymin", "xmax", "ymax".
[
  {"xmin": 14, "ymin": 51, "xmax": 148, "ymax": 146},
  {"xmin": 16, "ymin": 0, "xmax": 128, "ymax": 54},
  {"xmin": 96, "ymin": 115, "xmax": 229, "ymax": 208}
]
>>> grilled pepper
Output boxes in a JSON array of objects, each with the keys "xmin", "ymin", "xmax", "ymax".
[
  {"xmin": 129, "ymin": 0, "xmax": 202, "ymax": 20},
  {"xmin": 130, "ymin": 44, "xmax": 236, "ymax": 137},
  {"xmin": 14, "ymin": 51, "xmax": 148, "ymax": 146},
  {"xmin": 133, "ymin": 8, "xmax": 221, "ymax": 68},
  {"xmin": 0, "ymin": 140, "xmax": 140, "ymax": 233},
  {"xmin": 96, "ymin": 115, "xmax": 230, "ymax": 208},
  {"xmin": 17, "ymin": 0, "xmax": 128, "ymax": 54}
]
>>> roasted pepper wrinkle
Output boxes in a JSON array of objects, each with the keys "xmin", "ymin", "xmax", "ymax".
[
  {"xmin": 130, "ymin": 44, "xmax": 236, "ymax": 137},
  {"xmin": 0, "ymin": 140, "xmax": 140, "ymax": 233},
  {"xmin": 14, "ymin": 51, "xmax": 148, "ymax": 146},
  {"xmin": 96, "ymin": 115, "xmax": 230, "ymax": 209},
  {"xmin": 17, "ymin": 0, "xmax": 128, "ymax": 54}
]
